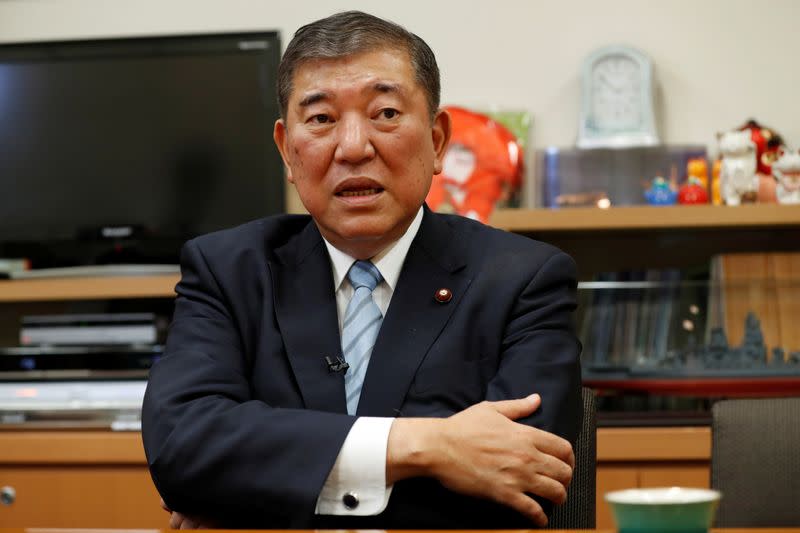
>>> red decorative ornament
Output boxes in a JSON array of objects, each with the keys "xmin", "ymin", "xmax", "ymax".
[
  {"xmin": 678, "ymin": 177, "xmax": 709, "ymax": 205},
  {"xmin": 738, "ymin": 119, "xmax": 784, "ymax": 175},
  {"xmin": 426, "ymin": 106, "xmax": 522, "ymax": 223}
]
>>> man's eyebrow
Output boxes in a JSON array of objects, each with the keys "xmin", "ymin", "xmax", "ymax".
[
  {"xmin": 298, "ymin": 91, "xmax": 329, "ymax": 108},
  {"xmin": 297, "ymin": 83, "xmax": 403, "ymax": 108},
  {"xmin": 372, "ymin": 82, "xmax": 402, "ymax": 95}
]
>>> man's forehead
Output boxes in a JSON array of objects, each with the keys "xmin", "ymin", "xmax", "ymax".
[{"xmin": 287, "ymin": 48, "xmax": 416, "ymax": 103}]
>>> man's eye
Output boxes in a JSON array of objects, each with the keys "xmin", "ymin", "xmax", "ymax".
[
  {"xmin": 309, "ymin": 114, "xmax": 330, "ymax": 124},
  {"xmin": 379, "ymin": 108, "xmax": 399, "ymax": 119}
]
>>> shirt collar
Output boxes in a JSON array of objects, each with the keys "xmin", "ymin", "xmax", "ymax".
[{"xmin": 323, "ymin": 206, "xmax": 424, "ymax": 292}]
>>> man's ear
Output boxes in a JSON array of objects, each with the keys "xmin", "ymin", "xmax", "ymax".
[
  {"xmin": 273, "ymin": 118, "xmax": 294, "ymax": 183},
  {"xmin": 431, "ymin": 108, "xmax": 452, "ymax": 175}
]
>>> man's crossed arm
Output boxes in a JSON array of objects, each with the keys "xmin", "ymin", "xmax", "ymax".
[{"xmin": 165, "ymin": 393, "xmax": 573, "ymax": 529}]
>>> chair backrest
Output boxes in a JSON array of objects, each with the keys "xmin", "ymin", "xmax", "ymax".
[
  {"xmin": 548, "ymin": 386, "xmax": 596, "ymax": 529},
  {"xmin": 711, "ymin": 397, "xmax": 800, "ymax": 526}
]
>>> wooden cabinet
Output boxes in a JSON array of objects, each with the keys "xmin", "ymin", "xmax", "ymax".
[
  {"xmin": 595, "ymin": 427, "xmax": 710, "ymax": 528},
  {"xmin": 0, "ymin": 466, "xmax": 163, "ymax": 527},
  {"xmin": 0, "ymin": 431, "xmax": 163, "ymax": 527}
]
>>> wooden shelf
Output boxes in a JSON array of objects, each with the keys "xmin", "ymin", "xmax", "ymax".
[
  {"xmin": 584, "ymin": 376, "xmax": 800, "ymax": 397},
  {"xmin": 0, "ymin": 274, "xmax": 179, "ymax": 302},
  {"xmin": 2, "ymin": 205, "xmax": 799, "ymax": 302},
  {"xmin": 490, "ymin": 203, "xmax": 800, "ymax": 233},
  {"xmin": 490, "ymin": 204, "xmax": 800, "ymax": 275}
]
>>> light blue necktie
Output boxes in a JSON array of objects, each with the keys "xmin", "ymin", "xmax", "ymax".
[{"xmin": 342, "ymin": 260, "xmax": 384, "ymax": 415}]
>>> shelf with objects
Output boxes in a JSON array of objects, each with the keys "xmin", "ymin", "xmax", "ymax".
[
  {"xmin": 482, "ymin": 122, "xmax": 800, "ymax": 427},
  {"xmin": 493, "ymin": 202, "xmax": 800, "ymax": 426},
  {"xmin": 488, "ymin": 133, "xmax": 800, "ymax": 279},
  {"xmin": 489, "ymin": 203, "xmax": 800, "ymax": 281},
  {"xmin": 0, "ymin": 27, "xmax": 286, "ymax": 433},
  {"xmin": 574, "ymin": 267, "xmax": 800, "ymax": 426},
  {"xmin": 2, "ymin": 202, "xmax": 799, "ymax": 429}
]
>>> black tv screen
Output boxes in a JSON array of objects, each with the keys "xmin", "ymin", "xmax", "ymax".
[{"xmin": 0, "ymin": 32, "xmax": 283, "ymax": 267}]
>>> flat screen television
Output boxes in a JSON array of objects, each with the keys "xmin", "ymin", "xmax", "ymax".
[{"xmin": 0, "ymin": 31, "xmax": 284, "ymax": 268}]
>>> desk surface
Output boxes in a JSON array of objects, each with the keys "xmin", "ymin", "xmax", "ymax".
[{"xmin": 5, "ymin": 529, "xmax": 800, "ymax": 533}]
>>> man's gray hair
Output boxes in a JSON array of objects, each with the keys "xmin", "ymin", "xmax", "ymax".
[{"xmin": 277, "ymin": 11, "xmax": 440, "ymax": 120}]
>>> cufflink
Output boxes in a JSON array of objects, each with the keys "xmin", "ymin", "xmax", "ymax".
[{"xmin": 342, "ymin": 491, "xmax": 359, "ymax": 510}]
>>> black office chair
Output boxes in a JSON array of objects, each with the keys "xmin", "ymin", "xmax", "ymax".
[
  {"xmin": 711, "ymin": 397, "xmax": 800, "ymax": 526},
  {"xmin": 548, "ymin": 386, "xmax": 596, "ymax": 529}
]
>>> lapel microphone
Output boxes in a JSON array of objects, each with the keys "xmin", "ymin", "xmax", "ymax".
[{"xmin": 324, "ymin": 356, "xmax": 349, "ymax": 373}]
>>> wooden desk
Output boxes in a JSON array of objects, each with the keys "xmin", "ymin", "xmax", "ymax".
[
  {"xmin": 0, "ymin": 527, "xmax": 800, "ymax": 533},
  {"xmin": 0, "ymin": 427, "xmax": 712, "ymax": 529}
]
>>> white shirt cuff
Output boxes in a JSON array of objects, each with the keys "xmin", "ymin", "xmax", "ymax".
[{"xmin": 315, "ymin": 416, "xmax": 395, "ymax": 515}]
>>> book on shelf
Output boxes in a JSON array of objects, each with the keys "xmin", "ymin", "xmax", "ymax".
[{"xmin": 579, "ymin": 267, "xmax": 710, "ymax": 370}]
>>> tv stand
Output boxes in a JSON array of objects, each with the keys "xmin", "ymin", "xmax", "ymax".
[
  {"xmin": 0, "ymin": 273, "xmax": 179, "ymax": 302},
  {"xmin": 10, "ymin": 264, "xmax": 179, "ymax": 280}
]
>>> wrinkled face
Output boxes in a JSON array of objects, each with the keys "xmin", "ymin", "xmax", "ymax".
[{"xmin": 274, "ymin": 48, "xmax": 450, "ymax": 259}]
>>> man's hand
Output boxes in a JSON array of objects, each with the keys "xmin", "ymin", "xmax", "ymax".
[
  {"xmin": 386, "ymin": 394, "xmax": 575, "ymax": 527},
  {"xmin": 160, "ymin": 497, "xmax": 209, "ymax": 530}
]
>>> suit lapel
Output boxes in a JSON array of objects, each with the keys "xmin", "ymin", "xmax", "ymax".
[
  {"xmin": 269, "ymin": 221, "xmax": 348, "ymax": 414},
  {"xmin": 357, "ymin": 210, "xmax": 472, "ymax": 417}
]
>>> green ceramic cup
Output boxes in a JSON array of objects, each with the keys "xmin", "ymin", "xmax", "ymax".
[{"xmin": 605, "ymin": 487, "xmax": 721, "ymax": 533}]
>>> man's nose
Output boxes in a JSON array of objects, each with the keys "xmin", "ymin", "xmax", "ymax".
[{"xmin": 334, "ymin": 114, "xmax": 375, "ymax": 164}]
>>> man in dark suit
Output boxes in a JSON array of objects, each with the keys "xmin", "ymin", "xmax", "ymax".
[{"xmin": 142, "ymin": 10, "xmax": 582, "ymax": 529}]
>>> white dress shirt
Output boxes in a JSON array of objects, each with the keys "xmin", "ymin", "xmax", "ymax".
[{"xmin": 314, "ymin": 207, "xmax": 424, "ymax": 515}]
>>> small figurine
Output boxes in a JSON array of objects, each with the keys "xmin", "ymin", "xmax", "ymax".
[
  {"xmin": 772, "ymin": 148, "xmax": 800, "ymax": 204},
  {"xmin": 644, "ymin": 176, "xmax": 678, "ymax": 205},
  {"xmin": 738, "ymin": 119, "xmax": 784, "ymax": 175},
  {"xmin": 737, "ymin": 119, "xmax": 785, "ymax": 203},
  {"xmin": 678, "ymin": 177, "xmax": 709, "ymax": 204},
  {"xmin": 686, "ymin": 158, "xmax": 709, "ymax": 189},
  {"xmin": 711, "ymin": 158, "xmax": 723, "ymax": 205},
  {"xmin": 719, "ymin": 130, "xmax": 758, "ymax": 205}
]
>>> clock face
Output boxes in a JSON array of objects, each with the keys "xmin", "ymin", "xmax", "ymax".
[
  {"xmin": 577, "ymin": 45, "xmax": 659, "ymax": 148},
  {"xmin": 590, "ymin": 55, "xmax": 643, "ymax": 132}
]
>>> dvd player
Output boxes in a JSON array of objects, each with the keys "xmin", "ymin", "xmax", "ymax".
[
  {"xmin": 0, "ymin": 344, "xmax": 161, "ymax": 381},
  {"xmin": 20, "ymin": 313, "xmax": 161, "ymax": 346}
]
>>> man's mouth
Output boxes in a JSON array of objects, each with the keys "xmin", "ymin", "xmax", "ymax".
[
  {"xmin": 338, "ymin": 188, "xmax": 382, "ymax": 197},
  {"xmin": 334, "ymin": 177, "xmax": 385, "ymax": 198}
]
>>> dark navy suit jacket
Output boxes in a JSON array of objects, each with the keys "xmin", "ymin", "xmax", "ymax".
[{"xmin": 142, "ymin": 207, "xmax": 582, "ymax": 528}]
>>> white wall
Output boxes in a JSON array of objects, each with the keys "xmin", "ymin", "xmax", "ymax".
[{"xmin": 2, "ymin": 0, "xmax": 798, "ymax": 188}]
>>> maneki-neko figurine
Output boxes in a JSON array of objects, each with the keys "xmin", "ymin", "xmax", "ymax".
[
  {"xmin": 739, "ymin": 119, "xmax": 784, "ymax": 174},
  {"xmin": 686, "ymin": 158, "xmax": 709, "ymax": 190},
  {"xmin": 772, "ymin": 148, "xmax": 800, "ymax": 204},
  {"xmin": 719, "ymin": 130, "xmax": 758, "ymax": 205}
]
